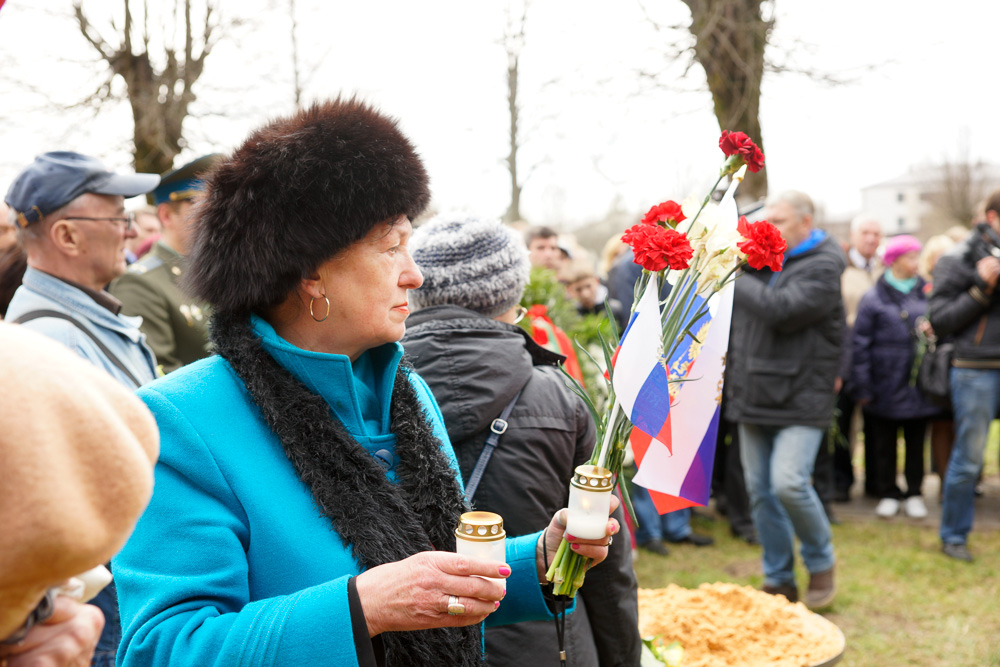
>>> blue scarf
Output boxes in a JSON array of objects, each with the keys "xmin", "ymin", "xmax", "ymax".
[{"xmin": 885, "ymin": 270, "xmax": 918, "ymax": 294}]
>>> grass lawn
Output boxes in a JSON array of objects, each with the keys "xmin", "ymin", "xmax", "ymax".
[{"xmin": 633, "ymin": 437, "xmax": 1000, "ymax": 666}]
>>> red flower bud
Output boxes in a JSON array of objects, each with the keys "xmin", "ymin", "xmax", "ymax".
[{"xmin": 719, "ymin": 131, "xmax": 765, "ymax": 173}]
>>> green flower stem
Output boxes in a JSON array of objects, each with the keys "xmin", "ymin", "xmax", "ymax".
[
  {"xmin": 663, "ymin": 277, "xmax": 705, "ymax": 364},
  {"xmin": 660, "ymin": 270, "xmax": 700, "ymax": 359}
]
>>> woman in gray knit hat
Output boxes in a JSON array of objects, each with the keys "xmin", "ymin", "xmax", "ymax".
[{"xmin": 403, "ymin": 215, "xmax": 641, "ymax": 667}]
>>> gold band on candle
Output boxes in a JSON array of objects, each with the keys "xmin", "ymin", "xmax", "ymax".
[
  {"xmin": 456, "ymin": 511, "xmax": 506, "ymax": 542},
  {"xmin": 570, "ymin": 465, "xmax": 614, "ymax": 491}
]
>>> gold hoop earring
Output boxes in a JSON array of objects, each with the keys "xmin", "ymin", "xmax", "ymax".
[{"xmin": 310, "ymin": 295, "xmax": 331, "ymax": 323}]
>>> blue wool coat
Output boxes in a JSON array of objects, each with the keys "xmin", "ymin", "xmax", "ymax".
[
  {"xmin": 113, "ymin": 318, "xmax": 555, "ymax": 667},
  {"xmin": 851, "ymin": 275, "xmax": 940, "ymax": 420}
]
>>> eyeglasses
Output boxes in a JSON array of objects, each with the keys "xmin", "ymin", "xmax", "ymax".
[{"xmin": 63, "ymin": 212, "xmax": 135, "ymax": 232}]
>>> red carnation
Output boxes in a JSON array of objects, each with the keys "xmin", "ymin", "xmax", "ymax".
[
  {"xmin": 737, "ymin": 216, "xmax": 786, "ymax": 271},
  {"xmin": 719, "ymin": 130, "xmax": 765, "ymax": 173},
  {"xmin": 641, "ymin": 200, "xmax": 686, "ymax": 226},
  {"xmin": 622, "ymin": 224, "xmax": 693, "ymax": 272}
]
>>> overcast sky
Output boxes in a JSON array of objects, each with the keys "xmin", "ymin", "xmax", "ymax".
[{"xmin": 1, "ymin": 0, "xmax": 997, "ymax": 227}]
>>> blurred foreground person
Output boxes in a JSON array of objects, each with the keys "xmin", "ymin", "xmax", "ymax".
[
  {"xmin": 113, "ymin": 98, "xmax": 617, "ymax": 667},
  {"xmin": 725, "ymin": 191, "xmax": 844, "ymax": 608},
  {"xmin": 929, "ymin": 189, "xmax": 1000, "ymax": 562},
  {"xmin": 4, "ymin": 151, "xmax": 159, "ymax": 665},
  {"xmin": 404, "ymin": 216, "xmax": 640, "ymax": 667},
  {"xmin": 0, "ymin": 323, "xmax": 158, "ymax": 665},
  {"xmin": 851, "ymin": 235, "xmax": 939, "ymax": 520}
]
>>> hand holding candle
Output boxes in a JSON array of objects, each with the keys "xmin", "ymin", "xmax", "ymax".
[{"xmin": 538, "ymin": 494, "xmax": 620, "ymax": 586}]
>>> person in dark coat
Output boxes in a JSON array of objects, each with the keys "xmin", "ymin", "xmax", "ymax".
[
  {"xmin": 852, "ymin": 235, "xmax": 940, "ymax": 520},
  {"xmin": 928, "ymin": 189, "xmax": 1000, "ymax": 562},
  {"xmin": 404, "ymin": 215, "xmax": 641, "ymax": 667},
  {"xmin": 724, "ymin": 191, "xmax": 845, "ymax": 609}
]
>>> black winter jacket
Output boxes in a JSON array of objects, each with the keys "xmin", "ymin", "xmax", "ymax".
[
  {"xmin": 402, "ymin": 305, "xmax": 641, "ymax": 667},
  {"xmin": 724, "ymin": 233, "xmax": 847, "ymax": 428},
  {"xmin": 851, "ymin": 275, "xmax": 939, "ymax": 419},
  {"xmin": 928, "ymin": 224, "xmax": 1000, "ymax": 366}
]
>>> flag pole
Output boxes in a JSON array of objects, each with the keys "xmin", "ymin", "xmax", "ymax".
[{"xmin": 596, "ymin": 399, "xmax": 620, "ymax": 470}]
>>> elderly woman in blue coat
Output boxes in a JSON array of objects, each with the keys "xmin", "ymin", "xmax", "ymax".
[
  {"xmin": 852, "ymin": 234, "xmax": 941, "ymax": 520},
  {"xmin": 112, "ymin": 98, "xmax": 618, "ymax": 667}
]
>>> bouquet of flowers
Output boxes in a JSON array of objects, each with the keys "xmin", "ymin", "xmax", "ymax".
[{"xmin": 546, "ymin": 131, "xmax": 787, "ymax": 597}]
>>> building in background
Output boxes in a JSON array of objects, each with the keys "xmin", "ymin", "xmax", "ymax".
[{"xmin": 862, "ymin": 164, "xmax": 1000, "ymax": 237}]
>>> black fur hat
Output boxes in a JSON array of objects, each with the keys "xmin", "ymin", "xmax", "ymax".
[{"xmin": 186, "ymin": 96, "xmax": 431, "ymax": 314}]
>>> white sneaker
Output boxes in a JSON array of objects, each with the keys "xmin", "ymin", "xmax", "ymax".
[
  {"xmin": 875, "ymin": 498, "xmax": 900, "ymax": 518},
  {"xmin": 904, "ymin": 496, "xmax": 928, "ymax": 519}
]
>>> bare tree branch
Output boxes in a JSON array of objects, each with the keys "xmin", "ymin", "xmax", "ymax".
[{"xmin": 72, "ymin": 2, "xmax": 114, "ymax": 60}]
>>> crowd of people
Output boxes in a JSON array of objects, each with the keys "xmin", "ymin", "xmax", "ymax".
[{"xmin": 1, "ymin": 94, "xmax": 999, "ymax": 667}]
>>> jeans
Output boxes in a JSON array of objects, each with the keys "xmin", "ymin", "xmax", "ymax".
[
  {"xmin": 90, "ymin": 583, "xmax": 121, "ymax": 666},
  {"xmin": 630, "ymin": 483, "xmax": 692, "ymax": 543},
  {"xmin": 739, "ymin": 423, "xmax": 835, "ymax": 587},
  {"xmin": 940, "ymin": 368, "xmax": 1000, "ymax": 545}
]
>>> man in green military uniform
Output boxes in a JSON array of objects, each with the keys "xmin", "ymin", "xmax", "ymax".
[{"xmin": 110, "ymin": 155, "xmax": 221, "ymax": 373}]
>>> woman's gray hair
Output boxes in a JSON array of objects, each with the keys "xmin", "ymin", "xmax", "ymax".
[{"xmin": 768, "ymin": 190, "xmax": 815, "ymax": 221}]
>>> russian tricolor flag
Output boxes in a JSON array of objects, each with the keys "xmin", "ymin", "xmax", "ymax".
[
  {"xmin": 612, "ymin": 267, "xmax": 735, "ymax": 515},
  {"xmin": 612, "ymin": 282, "xmax": 672, "ymax": 441},
  {"xmin": 630, "ymin": 281, "xmax": 733, "ymax": 513}
]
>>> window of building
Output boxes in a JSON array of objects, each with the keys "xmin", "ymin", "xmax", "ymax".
[
  {"xmin": 898, "ymin": 217, "xmax": 905, "ymax": 229},
  {"xmin": 897, "ymin": 192, "xmax": 905, "ymax": 202}
]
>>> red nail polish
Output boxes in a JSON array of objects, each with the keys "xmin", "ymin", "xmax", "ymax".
[
  {"xmin": 571, "ymin": 543, "xmax": 580, "ymax": 551},
  {"xmin": 498, "ymin": 565, "xmax": 512, "ymax": 577},
  {"xmin": 565, "ymin": 534, "xmax": 576, "ymax": 541},
  {"xmin": 494, "ymin": 600, "xmax": 501, "ymax": 610}
]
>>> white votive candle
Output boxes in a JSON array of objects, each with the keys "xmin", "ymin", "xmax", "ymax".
[
  {"xmin": 455, "ymin": 511, "xmax": 507, "ymax": 591},
  {"xmin": 565, "ymin": 465, "xmax": 614, "ymax": 540}
]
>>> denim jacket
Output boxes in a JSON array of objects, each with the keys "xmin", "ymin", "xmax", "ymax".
[{"xmin": 6, "ymin": 267, "xmax": 158, "ymax": 389}]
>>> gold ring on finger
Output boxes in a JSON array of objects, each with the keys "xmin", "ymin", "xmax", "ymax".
[{"xmin": 447, "ymin": 595, "xmax": 466, "ymax": 616}]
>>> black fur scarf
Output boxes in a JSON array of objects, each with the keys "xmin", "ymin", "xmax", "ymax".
[{"xmin": 211, "ymin": 311, "xmax": 482, "ymax": 666}]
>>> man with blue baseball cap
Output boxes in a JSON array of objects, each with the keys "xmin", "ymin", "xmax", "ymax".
[
  {"xmin": 110, "ymin": 154, "xmax": 221, "ymax": 373},
  {"xmin": 4, "ymin": 151, "xmax": 160, "ymax": 665}
]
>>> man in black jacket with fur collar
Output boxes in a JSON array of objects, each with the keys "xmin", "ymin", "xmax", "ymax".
[
  {"xmin": 928, "ymin": 188, "xmax": 1000, "ymax": 562},
  {"xmin": 725, "ymin": 190, "xmax": 845, "ymax": 609}
]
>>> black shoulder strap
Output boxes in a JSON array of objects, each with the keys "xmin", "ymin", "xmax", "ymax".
[
  {"xmin": 13, "ymin": 309, "xmax": 142, "ymax": 388},
  {"xmin": 464, "ymin": 387, "xmax": 525, "ymax": 503}
]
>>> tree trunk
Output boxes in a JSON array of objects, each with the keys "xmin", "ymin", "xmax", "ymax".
[
  {"xmin": 682, "ymin": 0, "xmax": 772, "ymax": 202},
  {"xmin": 75, "ymin": 0, "xmax": 214, "ymax": 177}
]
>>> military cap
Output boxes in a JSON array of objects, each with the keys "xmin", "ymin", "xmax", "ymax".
[{"xmin": 152, "ymin": 154, "xmax": 223, "ymax": 206}]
